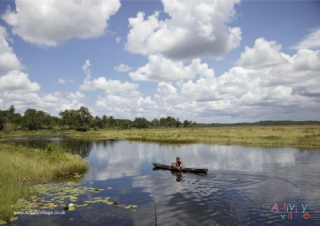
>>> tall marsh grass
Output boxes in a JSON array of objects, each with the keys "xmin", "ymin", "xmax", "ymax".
[
  {"xmin": 0, "ymin": 143, "xmax": 89, "ymax": 218},
  {"xmin": 67, "ymin": 125, "xmax": 320, "ymax": 148}
]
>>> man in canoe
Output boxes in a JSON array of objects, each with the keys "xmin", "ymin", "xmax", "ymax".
[{"xmin": 171, "ymin": 156, "xmax": 183, "ymax": 170}]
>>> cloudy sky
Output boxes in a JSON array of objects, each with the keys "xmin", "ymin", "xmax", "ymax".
[{"xmin": 0, "ymin": 0, "xmax": 319, "ymax": 123}]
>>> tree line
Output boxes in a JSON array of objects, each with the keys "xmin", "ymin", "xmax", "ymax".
[{"xmin": 0, "ymin": 105, "xmax": 196, "ymax": 131}]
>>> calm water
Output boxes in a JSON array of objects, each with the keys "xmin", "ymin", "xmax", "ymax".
[{"xmin": 6, "ymin": 135, "xmax": 320, "ymax": 225}]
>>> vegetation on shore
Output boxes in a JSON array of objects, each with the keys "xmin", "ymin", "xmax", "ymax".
[
  {"xmin": 0, "ymin": 105, "xmax": 196, "ymax": 132},
  {"xmin": 65, "ymin": 125, "xmax": 320, "ymax": 148},
  {"xmin": 0, "ymin": 143, "xmax": 89, "ymax": 218},
  {"xmin": 1, "ymin": 104, "xmax": 320, "ymax": 148}
]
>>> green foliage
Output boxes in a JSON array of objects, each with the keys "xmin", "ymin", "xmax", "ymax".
[
  {"xmin": 59, "ymin": 106, "xmax": 93, "ymax": 131},
  {"xmin": 0, "ymin": 105, "xmax": 22, "ymax": 131},
  {"xmin": 1, "ymin": 105, "xmax": 196, "ymax": 132},
  {"xmin": 133, "ymin": 117, "xmax": 149, "ymax": 128},
  {"xmin": 0, "ymin": 143, "xmax": 89, "ymax": 218}
]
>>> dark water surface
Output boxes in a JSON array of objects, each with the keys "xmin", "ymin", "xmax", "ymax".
[{"xmin": 6, "ymin": 136, "xmax": 320, "ymax": 225}]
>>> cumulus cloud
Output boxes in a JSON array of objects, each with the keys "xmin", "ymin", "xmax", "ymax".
[
  {"xmin": 0, "ymin": 71, "xmax": 84, "ymax": 115},
  {"xmin": 114, "ymin": 63, "xmax": 133, "ymax": 72},
  {"xmin": 80, "ymin": 77, "xmax": 140, "ymax": 96},
  {"xmin": 0, "ymin": 90, "xmax": 86, "ymax": 116},
  {"xmin": 95, "ymin": 95, "xmax": 158, "ymax": 120},
  {"xmin": 67, "ymin": 91, "xmax": 86, "ymax": 101},
  {"xmin": 236, "ymin": 38, "xmax": 289, "ymax": 69},
  {"xmin": 292, "ymin": 27, "xmax": 320, "ymax": 50},
  {"xmin": 80, "ymin": 59, "xmax": 140, "ymax": 97},
  {"xmin": 1, "ymin": 0, "xmax": 121, "ymax": 47},
  {"xmin": 129, "ymin": 55, "xmax": 214, "ymax": 82},
  {"xmin": 125, "ymin": 0, "xmax": 241, "ymax": 60},
  {"xmin": 0, "ymin": 70, "xmax": 40, "ymax": 92},
  {"xmin": 163, "ymin": 38, "xmax": 320, "ymax": 122},
  {"xmin": 0, "ymin": 26, "xmax": 23, "ymax": 73}
]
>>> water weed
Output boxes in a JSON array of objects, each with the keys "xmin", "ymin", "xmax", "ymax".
[{"xmin": 0, "ymin": 143, "xmax": 89, "ymax": 218}]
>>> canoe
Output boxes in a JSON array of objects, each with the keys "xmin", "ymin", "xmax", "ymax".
[{"xmin": 152, "ymin": 163, "xmax": 208, "ymax": 174}]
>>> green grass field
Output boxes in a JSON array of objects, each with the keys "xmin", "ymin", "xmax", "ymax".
[
  {"xmin": 66, "ymin": 125, "xmax": 320, "ymax": 148},
  {"xmin": 0, "ymin": 143, "xmax": 89, "ymax": 219}
]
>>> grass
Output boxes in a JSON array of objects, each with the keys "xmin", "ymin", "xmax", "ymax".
[
  {"xmin": 67, "ymin": 125, "xmax": 320, "ymax": 148},
  {"xmin": 0, "ymin": 143, "xmax": 89, "ymax": 218},
  {"xmin": 1, "ymin": 125, "xmax": 320, "ymax": 148}
]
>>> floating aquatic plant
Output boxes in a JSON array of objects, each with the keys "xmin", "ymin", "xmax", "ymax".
[{"xmin": 9, "ymin": 180, "xmax": 138, "ymax": 220}]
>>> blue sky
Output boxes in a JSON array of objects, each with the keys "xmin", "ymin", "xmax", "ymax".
[{"xmin": 0, "ymin": 0, "xmax": 319, "ymax": 123}]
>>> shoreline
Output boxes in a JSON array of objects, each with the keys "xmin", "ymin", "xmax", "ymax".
[
  {"xmin": 0, "ymin": 143, "xmax": 89, "ymax": 219},
  {"xmin": 2, "ymin": 125, "xmax": 320, "ymax": 149}
]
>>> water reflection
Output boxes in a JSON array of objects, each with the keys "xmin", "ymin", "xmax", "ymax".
[{"xmin": 5, "ymin": 136, "xmax": 320, "ymax": 225}]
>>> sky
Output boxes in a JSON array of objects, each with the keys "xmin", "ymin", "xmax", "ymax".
[{"xmin": 0, "ymin": 0, "xmax": 319, "ymax": 123}]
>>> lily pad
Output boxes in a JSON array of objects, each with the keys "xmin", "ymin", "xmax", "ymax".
[
  {"xmin": 68, "ymin": 206, "xmax": 76, "ymax": 211},
  {"xmin": 10, "ymin": 181, "xmax": 123, "ymax": 215},
  {"xmin": 124, "ymin": 205, "xmax": 138, "ymax": 209}
]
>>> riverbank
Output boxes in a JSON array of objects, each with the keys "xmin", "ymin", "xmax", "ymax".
[
  {"xmin": 1, "ymin": 125, "xmax": 320, "ymax": 148},
  {"xmin": 67, "ymin": 125, "xmax": 320, "ymax": 148},
  {"xmin": 0, "ymin": 143, "xmax": 89, "ymax": 219}
]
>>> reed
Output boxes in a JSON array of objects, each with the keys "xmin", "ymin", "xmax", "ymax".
[
  {"xmin": 66, "ymin": 125, "xmax": 320, "ymax": 148},
  {"xmin": 0, "ymin": 143, "xmax": 89, "ymax": 218},
  {"xmin": 2, "ymin": 125, "xmax": 320, "ymax": 148}
]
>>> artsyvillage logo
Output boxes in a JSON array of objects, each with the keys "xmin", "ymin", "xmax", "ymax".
[{"xmin": 271, "ymin": 202, "xmax": 310, "ymax": 221}]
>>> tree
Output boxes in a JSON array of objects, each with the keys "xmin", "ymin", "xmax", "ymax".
[
  {"xmin": 183, "ymin": 120, "xmax": 190, "ymax": 127},
  {"xmin": 166, "ymin": 116, "xmax": 176, "ymax": 127},
  {"xmin": 23, "ymin": 109, "xmax": 39, "ymax": 130},
  {"xmin": 151, "ymin": 118, "xmax": 159, "ymax": 128},
  {"xmin": 108, "ymin": 116, "xmax": 116, "ymax": 128},
  {"xmin": 102, "ymin": 115, "xmax": 108, "ymax": 128},
  {"xmin": 175, "ymin": 118, "xmax": 182, "ymax": 128},
  {"xmin": 59, "ymin": 107, "xmax": 93, "ymax": 131},
  {"xmin": 92, "ymin": 116, "xmax": 103, "ymax": 129},
  {"xmin": 8, "ymin": 105, "xmax": 15, "ymax": 115},
  {"xmin": 133, "ymin": 117, "xmax": 149, "ymax": 129},
  {"xmin": 0, "ymin": 113, "xmax": 4, "ymax": 130},
  {"xmin": 159, "ymin": 117, "xmax": 167, "ymax": 127},
  {"xmin": 77, "ymin": 106, "xmax": 93, "ymax": 130}
]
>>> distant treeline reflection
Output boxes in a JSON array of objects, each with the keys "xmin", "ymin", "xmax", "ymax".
[{"xmin": 7, "ymin": 137, "xmax": 120, "ymax": 158}]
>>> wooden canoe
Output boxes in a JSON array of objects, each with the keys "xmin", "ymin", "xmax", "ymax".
[{"xmin": 152, "ymin": 163, "xmax": 208, "ymax": 174}]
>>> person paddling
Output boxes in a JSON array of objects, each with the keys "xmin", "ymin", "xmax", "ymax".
[{"xmin": 171, "ymin": 156, "xmax": 183, "ymax": 170}]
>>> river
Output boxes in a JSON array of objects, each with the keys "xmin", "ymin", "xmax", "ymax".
[{"xmin": 6, "ymin": 135, "xmax": 320, "ymax": 225}]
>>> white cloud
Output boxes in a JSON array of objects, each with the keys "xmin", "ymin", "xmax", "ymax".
[
  {"xmin": 80, "ymin": 59, "xmax": 140, "ymax": 97},
  {"xmin": 58, "ymin": 79, "xmax": 66, "ymax": 84},
  {"xmin": 115, "ymin": 36, "xmax": 121, "ymax": 43},
  {"xmin": 0, "ymin": 70, "xmax": 85, "ymax": 115},
  {"xmin": 58, "ymin": 78, "xmax": 75, "ymax": 84},
  {"xmin": 125, "ymin": 0, "xmax": 241, "ymax": 60},
  {"xmin": 95, "ymin": 95, "xmax": 157, "ymax": 120},
  {"xmin": 1, "ymin": 0, "xmax": 121, "ymax": 47},
  {"xmin": 290, "ymin": 49, "xmax": 320, "ymax": 72},
  {"xmin": 82, "ymin": 59, "xmax": 92, "ymax": 79},
  {"xmin": 80, "ymin": 77, "xmax": 139, "ymax": 96},
  {"xmin": 124, "ymin": 36, "xmax": 318, "ymax": 123},
  {"xmin": 292, "ymin": 27, "xmax": 320, "ymax": 50},
  {"xmin": 129, "ymin": 55, "xmax": 214, "ymax": 82},
  {"xmin": 0, "ymin": 87, "xmax": 84, "ymax": 116},
  {"xmin": 236, "ymin": 38, "xmax": 289, "ymax": 69},
  {"xmin": 67, "ymin": 91, "xmax": 86, "ymax": 101},
  {"xmin": 0, "ymin": 70, "xmax": 40, "ymax": 92},
  {"xmin": 114, "ymin": 63, "xmax": 133, "ymax": 72},
  {"xmin": 89, "ymin": 36, "xmax": 319, "ymax": 122},
  {"xmin": 0, "ymin": 26, "xmax": 23, "ymax": 73}
]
